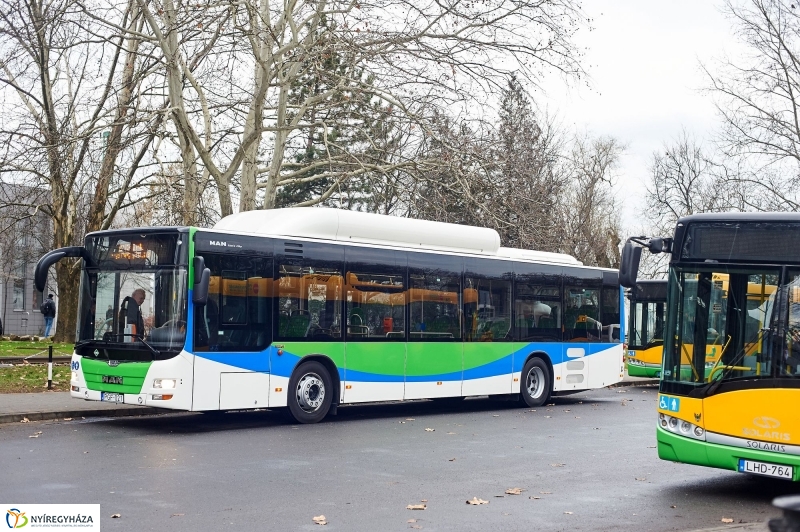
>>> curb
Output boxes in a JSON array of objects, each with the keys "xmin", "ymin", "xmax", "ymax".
[
  {"xmin": 610, "ymin": 379, "xmax": 660, "ymax": 388},
  {"xmin": 0, "ymin": 406, "xmax": 155, "ymax": 425}
]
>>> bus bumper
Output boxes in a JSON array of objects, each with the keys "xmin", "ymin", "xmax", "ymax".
[{"xmin": 657, "ymin": 426, "xmax": 800, "ymax": 481}]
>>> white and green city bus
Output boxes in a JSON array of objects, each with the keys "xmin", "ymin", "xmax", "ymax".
[{"xmin": 36, "ymin": 208, "xmax": 624, "ymax": 423}]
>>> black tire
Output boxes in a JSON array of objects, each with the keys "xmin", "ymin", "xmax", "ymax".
[
  {"xmin": 519, "ymin": 357, "xmax": 551, "ymax": 407},
  {"xmin": 287, "ymin": 360, "xmax": 333, "ymax": 424}
]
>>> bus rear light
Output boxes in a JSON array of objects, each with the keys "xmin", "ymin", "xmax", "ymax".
[
  {"xmin": 152, "ymin": 394, "xmax": 173, "ymax": 400},
  {"xmin": 72, "ymin": 386, "xmax": 79, "ymax": 392}
]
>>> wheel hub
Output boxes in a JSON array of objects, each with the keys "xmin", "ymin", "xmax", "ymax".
[
  {"xmin": 296, "ymin": 372, "xmax": 325, "ymax": 412},
  {"xmin": 526, "ymin": 367, "xmax": 545, "ymax": 399}
]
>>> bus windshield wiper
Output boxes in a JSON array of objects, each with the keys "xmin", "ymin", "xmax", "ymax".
[
  {"xmin": 119, "ymin": 334, "xmax": 161, "ymax": 359},
  {"xmin": 700, "ymin": 327, "xmax": 770, "ymax": 397}
]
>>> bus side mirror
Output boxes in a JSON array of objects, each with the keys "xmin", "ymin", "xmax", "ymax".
[
  {"xmin": 34, "ymin": 246, "xmax": 93, "ymax": 292},
  {"xmin": 619, "ymin": 241, "xmax": 642, "ymax": 288},
  {"xmin": 192, "ymin": 256, "xmax": 211, "ymax": 306}
]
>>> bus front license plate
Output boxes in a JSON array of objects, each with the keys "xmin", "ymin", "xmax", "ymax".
[
  {"xmin": 100, "ymin": 392, "xmax": 124, "ymax": 404},
  {"xmin": 738, "ymin": 459, "xmax": 792, "ymax": 479}
]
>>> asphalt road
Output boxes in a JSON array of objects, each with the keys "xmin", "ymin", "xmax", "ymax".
[{"xmin": 1, "ymin": 386, "xmax": 795, "ymax": 531}]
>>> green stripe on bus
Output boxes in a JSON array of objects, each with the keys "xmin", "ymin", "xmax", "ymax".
[
  {"xmin": 81, "ymin": 358, "xmax": 152, "ymax": 394},
  {"xmin": 658, "ymin": 427, "xmax": 800, "ymax": 481}
]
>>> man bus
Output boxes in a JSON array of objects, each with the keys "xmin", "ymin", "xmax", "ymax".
[
  {"xmin": 620, "ymin": 212, "xmax": 800, "ymax": 480},
  {"xmin": 36, "ymin": 208, "xmax": 624, "ymax": 424}
]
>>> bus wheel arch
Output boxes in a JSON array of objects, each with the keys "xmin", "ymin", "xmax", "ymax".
[{"xmin": 519, "ymin": 353, "xmax": 553, "ymax": 408}]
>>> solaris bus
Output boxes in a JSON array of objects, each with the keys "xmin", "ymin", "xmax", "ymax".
[
  {"xmin": 621, "ymin": 212, "xmax": 800, "ymax": 480},
  {"xmin": 36, "ymin": 208, "xmax": 624, "ymax": 423},
  {"xmin": 626, "ymin": 280, "xmax": 668, "ymax": 378}
]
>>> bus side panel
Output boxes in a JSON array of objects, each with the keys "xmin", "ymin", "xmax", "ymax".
[
  {"xmin": 585, "ymin": 343, "xmax": 624, "ymax": 389},
  {"xmin": 509, "ymin": 342, "xmax": 561, "ymax": 394},
  {"xmin": 405, "ymin": 343, "xmax": 463, "ymax": 399},
  {"xmin": 462, "ymin": 342, "xmax": 513, "ymax": 396},
  {"xmin": 269, "ymin": 342, "xmax": 345, "ymax": 408},
  {"xmin": 191, "ymin": 350, "xmax": 270, "ymax": 410},
  {"xmin": 343, "ymin": 342, "xmax": 405, "ymax": 403}
]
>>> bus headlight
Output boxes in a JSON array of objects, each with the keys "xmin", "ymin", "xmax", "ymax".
[
  {"xmin": 658, "ymin": 413, "xmax": 706, "ymax": 441},
  {"xmin": 154, "ymin": 378, "xmax": 177, "ymax": 389}
]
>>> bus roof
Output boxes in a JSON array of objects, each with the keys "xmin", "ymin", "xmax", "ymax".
[
  {"xmin": 676, "ymin": 212, "xmax": 800, "ymax": 225},
  {"xmin": 212, "ymin": 208, "xmax": 583, "ymax": 266}
]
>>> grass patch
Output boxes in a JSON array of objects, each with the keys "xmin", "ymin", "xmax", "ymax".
[
  {"xmin": 0, "ymin": 341, "xmax": 73, "ymax": 357},
  {"xmin": 0, "ymin": 363, "xmax": 71, "ymax": 393}
]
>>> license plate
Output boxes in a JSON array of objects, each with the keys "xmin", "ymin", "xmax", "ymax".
[
  {"xmin": 100, "ymin": 392, "xmax": 124, "ymax": 403},
  {"xmin": 738, "ymin": 459, "xmax": 792, "ymax": 479}
]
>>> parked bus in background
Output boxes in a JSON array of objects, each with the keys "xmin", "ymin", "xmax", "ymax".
[
  {"xmin": 626, "ymin": 280, "xmax": 668, "ymax": 378},
  {"xmin": 620, "ymin": 213, "xmax": 800, "ymax": 481},
  {"xmin": 36, "ymin": 208, "xmax": 624, "ymax": 424}
]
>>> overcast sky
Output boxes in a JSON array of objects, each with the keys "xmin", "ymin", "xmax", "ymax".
[{"xmin": 539, "ymin": 0, "xmax": 742, "ymax": 231}]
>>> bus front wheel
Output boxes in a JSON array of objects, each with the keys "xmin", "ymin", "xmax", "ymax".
[
  {"xmin": 287, "ymin": 361, "xmax": 333, "ymax": 424},
  {"xmin": 519, "ymin": 358, "xmax": 551, "ymax": 408}
]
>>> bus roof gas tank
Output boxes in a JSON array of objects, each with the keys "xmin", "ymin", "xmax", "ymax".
[{"xmin": 213, "ymin": 207, "xmax": 503, "ymax": 255}]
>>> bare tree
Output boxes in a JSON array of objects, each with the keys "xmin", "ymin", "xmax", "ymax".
[
  {"xmin": 135, "ymin": 0, "xmax": 588, "ymax": 216},
  {"xmin": 704, "ymin": 0, "xmax": 800, "ymax": 209},
  {"xmin": 0, "ymin": 0, "xmax": 163, "ymax": 341}
]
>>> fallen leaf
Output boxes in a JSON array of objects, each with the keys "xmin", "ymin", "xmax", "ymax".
[
  {"xmin": 28, "ymin": 434, "xmax": 39, "ymax": 438},
  {"xmin": 550, "ymin": 463, "xmax": 564, "ymax": 467},
  {"xmin": 399, "ymin": 421, "xmax": 406, "ymax": 424},
  {"xmin": 540, "ymin": 491, "xmax": 552, "ymax": 494},
  {"xmin": 466, "ymin": 497, "xmax": 489, "ymax": 505},
  {"xmin": 564, "ymin": 409, "xmax": 570, "ymax": 412},
  {"xmin": 671, "ymin": 505, "xmax": 677, "ymax": 509},
  {"xmin": 424, "ymin": 428, "xmax": 435, "ymax": 432},
  {"xmin": 493, "ymin": 414, "xmax": 500, "ymax": 417},
  {"xmin": 447, "ymin": 432, "xmax": 456, "ymax": 435},
  {"xmin": 111, "ymin": 514, "xmax": 121, "ymax": 518},
  {"xmin": 170, "ymin": 513, "xmax": 184, "ymax": 517},
  {"xmin": 593, "ymin": 427, "xmax": 601, "ymax": 430},
  {"xmin": 647, "ymin": 446, "xmax": 656, "ymax": 448},
  {"xmin": 505, "ymin": 488, "xmax": 524, "ymax": 495},
  {"xmin": 544, "ymin": 416, "xmax": 552, "ymax": 418},
  {"xmin": 494, "ymin": 495, "xmax": 505, "ymax": 498},
  {"xmin": 564, "ymin": 511, "xmax": 573, "ymax": 515},
  {"xmin": 421, "ymin": 499, "xmax": 427, "ymax": 503},
  {"xmin": 406, "ymin": 418, "xmax": 415, "ymax": 421},
  {"xmin": 407, "ymin": 519, "xmax": 417, "ymax": 523},
  {"xmin": 63, "ymin": 418, "xmax": 72, "ymax": 421},
  {"xmin": 406, "ymin": 504, "xmax": 426, "ymax": 510},
  {"xmin": 530, "ymin": 496, "xmax": 541, "ymax": 500},
  {"xmin": 411, "ymin": 526, "xmax": 422, "ymax": 530},
  {"xmin": 313, "ymin": 514, "xmax": 327, "ymax": 525},
  {"xmin": 635, "ymin": 477, "xmax": 646, "ymax": 481},
  {"xmin": 616, "ymin": 389, "xmax": 627, "ymax": 393},
  {"xmin": 721, "ymin": 518, "xmax": 734, "ymax": 523},
  {"xmin": 20, "ymin": 418, "xmax": 29, "ymax": 423},
  {"xmin": 448, "ymin": 458, "xmax": 456, "ymax": 461}
]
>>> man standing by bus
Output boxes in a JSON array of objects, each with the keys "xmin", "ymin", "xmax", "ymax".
[{"xmin": 40, "ymin": 293, "xmax": 56, "ymax": 338}]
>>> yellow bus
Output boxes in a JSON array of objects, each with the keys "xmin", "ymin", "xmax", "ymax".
[
  {"xmin": 626, "ymin": 280, "xmax": 667, "ymax": 377},
  {"xmin": 621, "ymin": 213, "xmax": 800, "ymax": 481}
]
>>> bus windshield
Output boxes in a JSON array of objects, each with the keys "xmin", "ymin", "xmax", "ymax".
[
  {"xmin": 76, "ymin": 232, "xmax": 188, "ymax": 357},
  {"xmin": 661, "ymin": 265, "xmax": 800, "ymax": 393}
]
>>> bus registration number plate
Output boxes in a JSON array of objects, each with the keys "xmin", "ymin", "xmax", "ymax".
[
  {"xmin": 738, "ymin": 459, "xmax": 792, "ymax": 479},
  {"xmin": 101, "ymin": 392, "xmax": 124, "ymax": 403}
]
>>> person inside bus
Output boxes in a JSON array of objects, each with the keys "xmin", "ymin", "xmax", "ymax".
[{"xmin": 118, "ymin": 288, "xmax": 146, "ymax": 339}]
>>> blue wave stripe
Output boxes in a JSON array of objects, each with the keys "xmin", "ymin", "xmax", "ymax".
[{"xmin": 193, "ymin": 342, "xmax": 619, "ymax": 382}]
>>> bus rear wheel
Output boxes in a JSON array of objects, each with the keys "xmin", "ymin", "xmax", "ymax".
[
  {"xmin": 287, "ymin": 361, "xmax": 333, "ymax": 424},
  {"xmin": 519, "ymin": 358, "xmax": 551, "ymax": 408}
]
